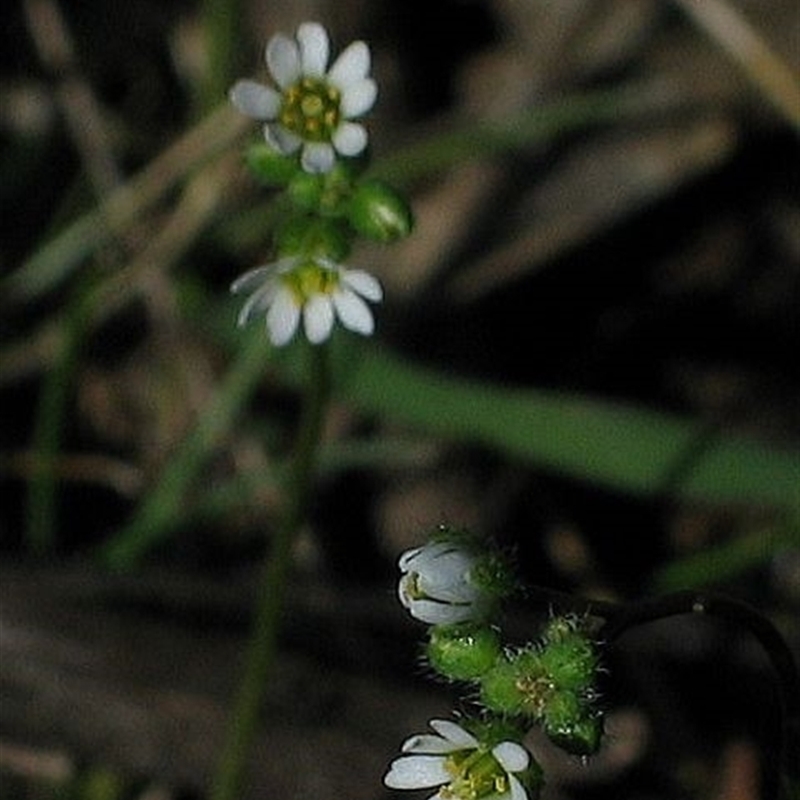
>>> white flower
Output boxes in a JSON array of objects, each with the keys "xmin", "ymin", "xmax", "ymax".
[
  {"xmin": 231, "ymin": 255, "xmax": 382, "ymax": 346},
  {"xmin": 398, "ymin": 541, "xmax": 488, "ymax": 625},
  {"xmin": 230, "ymin": 21, "xmax": 377, "ymax": 173},
  {"xmin": 384, "ymin": 719, "xmax": 532, "ymax": 800}
]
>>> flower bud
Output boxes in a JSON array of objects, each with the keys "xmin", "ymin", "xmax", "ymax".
[
  {"xmin": 275, "ymin": 217, "xmax": 352, "ymax": 263},
  {"xmin": 543, "ymin": 692, "xmax": 603, "ymax": 756},
  {"xmin": 287, "ymin": 171, "xmax": 325, "ymax": 211},
  {"xmin": 480, "ymin": 649, "xmax": 551, "ymax": 717},
  {"xmin": 427, "ymin": 623, "xmax": 501, "ymax": 681},
  {"xmin": 245, "ymin": 143, "xmax": 299, "ymax": 186},
  {"xmin": 398, "ymin": 538, "xmax": 488, "ymax": 625},
  {"xmin": 348, "ymin": 179, "xmax": 413, "ymax": 242},
  {"xmin": 480, "ymin": 657, "xmax": 524, "ymax": 715},
  {"xmin": 539, "ymin": 635, "xmax": 598, "ymax": 692}
]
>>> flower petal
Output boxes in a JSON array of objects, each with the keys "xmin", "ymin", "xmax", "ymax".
[
  {"xmin": 384, "ymin": 756, "xmax": 449, "ymax": 790},
  {"xmin": 332, "ymin": 121, "xmax": 368, "ymax": 157},
  {"xmin": 404, "ymin": 598, "xmax": 476, "ymax": 625},
  {"xmin": 237, "ymin": 283, "xmax": 276, "ymax": 327},
  {"xmin": 332, "ymin": 289, "xmax": 374, "ymax": 335},
  {"xmin": 328, "ymin": 40, "xmax": 370, "ymax": 87},
  {"xmin": 230, "ymin": 265, "xmax": 273, "ymax": 294},
  {"xmin": 341, "ymin": 269, "xmax": 382, "ymax": 301},
  {"xmin": 303, "ymin": 294, "xmax": 335, "ymax": 343},
  {"xmin": 266, "ymin": 33, "xmax": 300, "ymax": 89},
  {"xmin": 229, "ymin": 80, "xmax": 280, "ymax": 119},
  {"xmin": 340, "ymin": 79, "xmax": 377, "ymax": 117},
  {"xmin": 429, "ymin": 719, "xmax": 480, "ymax": 749},
  {"xmin": 264, "ymin": 123, "xmax": 302, "ymax": 154},
  {"xmin": 297, "ymin": 22, "xmax": 329, "ymax": 76},
  {"xmin": 508, "ymin": 774, "xmax": 530, "ymax": 800},
  {"xmin": 398, "ymin": 545, "xmax": 424, "ymax": 571},
  {"xmin": 301, "ymin": 142, "xmax": 335, "ymax": 173},
  {"xmin": 266, "ymin": 289, "xmax": 300, "ymax": 346},
  {"xmin": 401, "ymin": 734, "xmax": 457, "ymax": 755},
  {"xmin": 492, "ymin": 742, "xmax": 530, "ymax": 774}
]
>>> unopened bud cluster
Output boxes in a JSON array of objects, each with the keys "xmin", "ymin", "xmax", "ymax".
[{"xmin": 387, "ymin": 527, "xmax": 605, "ymax": 800}]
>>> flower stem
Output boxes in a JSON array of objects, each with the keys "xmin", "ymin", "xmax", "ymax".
[{"xmin": 210, "ymin": 344, "xmax": 330, "ymax": 800}]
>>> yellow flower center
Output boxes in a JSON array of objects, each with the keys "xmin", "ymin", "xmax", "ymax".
[
  {"xmin": 441, "ymin": 748, "xmax": 511, "ymax": 800},
  {"xmin": 280, "ymin": 78, "xmax": 342, "ymax": 142},
  {"xmin": 282, "ymin": 261, "xmax": 339, "ymax": 305}
]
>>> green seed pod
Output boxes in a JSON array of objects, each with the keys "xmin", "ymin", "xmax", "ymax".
[
  {"xmin": 347, "ymin": 179, "xmax": 413, "ymax": 242},
  {"xmin": 427, "ymin": 624, "xmax": 501, "ymax": 681},
  {"xmin": 245, "ymin": 143, "xmax": 299, "ymax": 186}
]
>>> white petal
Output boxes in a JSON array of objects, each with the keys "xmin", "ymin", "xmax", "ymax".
[
  {"xmin": 492, "ymin": 742, "xmax": 530, "ymax": 774},
  {"xmin": 264, "ymin": 123, "xmax": 302, "ymax": 154},
  {"xmin": 230, "ymin": 265, "xmax": 272, "ymax": 294},
  {"xmin": 398, "ymin": 545, "xmax": 424, "ymax": 571},
  {"xmin": 266, "ymin": 33, "xmax": 300, "ymax": 89},
  {"xmin": 406, "ymin": 598, "xmax": 476, "ymax": 625},
  {"xmin": 508, "ymin": 774, "xmax": 530, "ymax": 800},
  {"xmin": 430, "ymin": 719, "xmax": 479, "ymax": 749},
  {"xmin": 384, "ymin": 756, "xmax": 449, "ymax": 790},
  {"xmin": 340, "ymin": 79, "xmax": 377, "ymax": 117},
  {"xmin": 301, "ymin": 142, "xmax": 335, "ymax": 173},
  {"xmin": 332, "ymin": 121, "xmax": 368, "ymax": 157},
  {"xmin": 297, "ymin": 22, "xmax": 329, "ymax": 76},
  {"xmin": 401, "ymin": 734, "xmax": 457, "ymax": 755},
  {"xmin": 266, "ymin": 289, "xmax": 300, "ymax": 346},
  {"xmin": 341, "ymin": 269, "xmax": 382, "ymax": 301},
  {"xmin": 229, "ymin": 80, "xmax": 280, "ymax": 119},
  {"xmin": 303, "ymin": 294, "xmax": 335, "ymax": 343},
  {"xmin": 328, "ymin": 41, "xmax": 370, "ymax": 87},
  {"xmin": 332, "ymin": 289, "xmax": 374, "ymax": 335},
  {"xmin": 419, "ymin": 552, "xmax": 479, "ymax": 603},
  {"xmin": 237, "ymin": 283, "xmax": 276, "ymax": 327}
]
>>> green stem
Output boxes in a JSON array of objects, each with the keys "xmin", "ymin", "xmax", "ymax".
[
  {"xmin": 210, "ymin": 344, "xmax": 329, "ymax": 800},
  {"xmin": 27, "ymin": 287, "xmax": 92, "ymax": 555}
]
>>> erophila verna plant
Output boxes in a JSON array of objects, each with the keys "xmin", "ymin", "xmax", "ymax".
[
  {"xmin": 215, "ymin": 21, "xmax": 798, "ymax": 800},
  {"xmin": 212, "ymin": 21, "xmax": 413, "ymax": 800},
  {"xmin": 228, "ymin": 20, "xmax": 411, "ymax": 347},
  {"xmin": 386, "ymin": 528, "xmax": 603, "ymax": 800}
]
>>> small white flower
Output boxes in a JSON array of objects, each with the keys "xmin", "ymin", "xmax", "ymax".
[
  {"xmin": 231, "ymin": 255, "xmax": 382, "ymax": 346},
  {"xmin": 398, "ymin": 540, "xmax": 488, "ymax": 625},
  {"xmin": 384, "ymin": 719, "xmax": 532, "ymax": 800},
  {"xmin": 230, "ymin": 21, "xmax": 377, "ymax": 173}
]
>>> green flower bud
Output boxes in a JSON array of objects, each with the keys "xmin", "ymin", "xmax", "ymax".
[
  {"xmin": 427, "ymin": 623, "xmax": 501, "ymax": 681},
  {"xmin": 275, "ymin": 217, "xmax": 352, "ymax": 263},
  {"xmin": 543, "ymin": 692, "xmax": 603, "ymax": 756},
  {"xmin": 539, "ymin": 636, "xmax": 598, "ymax": 692},
  {"xmin": 480, "ymin": 649, "xmax": 553, "ymax": 718},
  {"xmin": 347, "ymin": 179, "xmax": 413, "ymax": 242},
  {"xmin": 287, "ymin": 171, "xmax": 326, "ymax": 211},
  {"xmin": 245, "ymin": 143, "xmax": 299, "ymax": 186},
  {"xmin": 480, "ymin": 657, "xmax": 524, "ymax": 715}
]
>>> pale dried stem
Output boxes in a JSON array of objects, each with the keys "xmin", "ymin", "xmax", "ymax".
[{"xmin": 674, "ymin": 0, "xmax": 800, "ymax": 132}]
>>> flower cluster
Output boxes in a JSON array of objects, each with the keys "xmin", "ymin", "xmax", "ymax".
[
  {"xmin": 386, "ymin": 529, "xmax": 605, "ymax": 799},
  {"xmin": 229, "ymin": 22, "xmax": 412, "ymax": 347}
]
